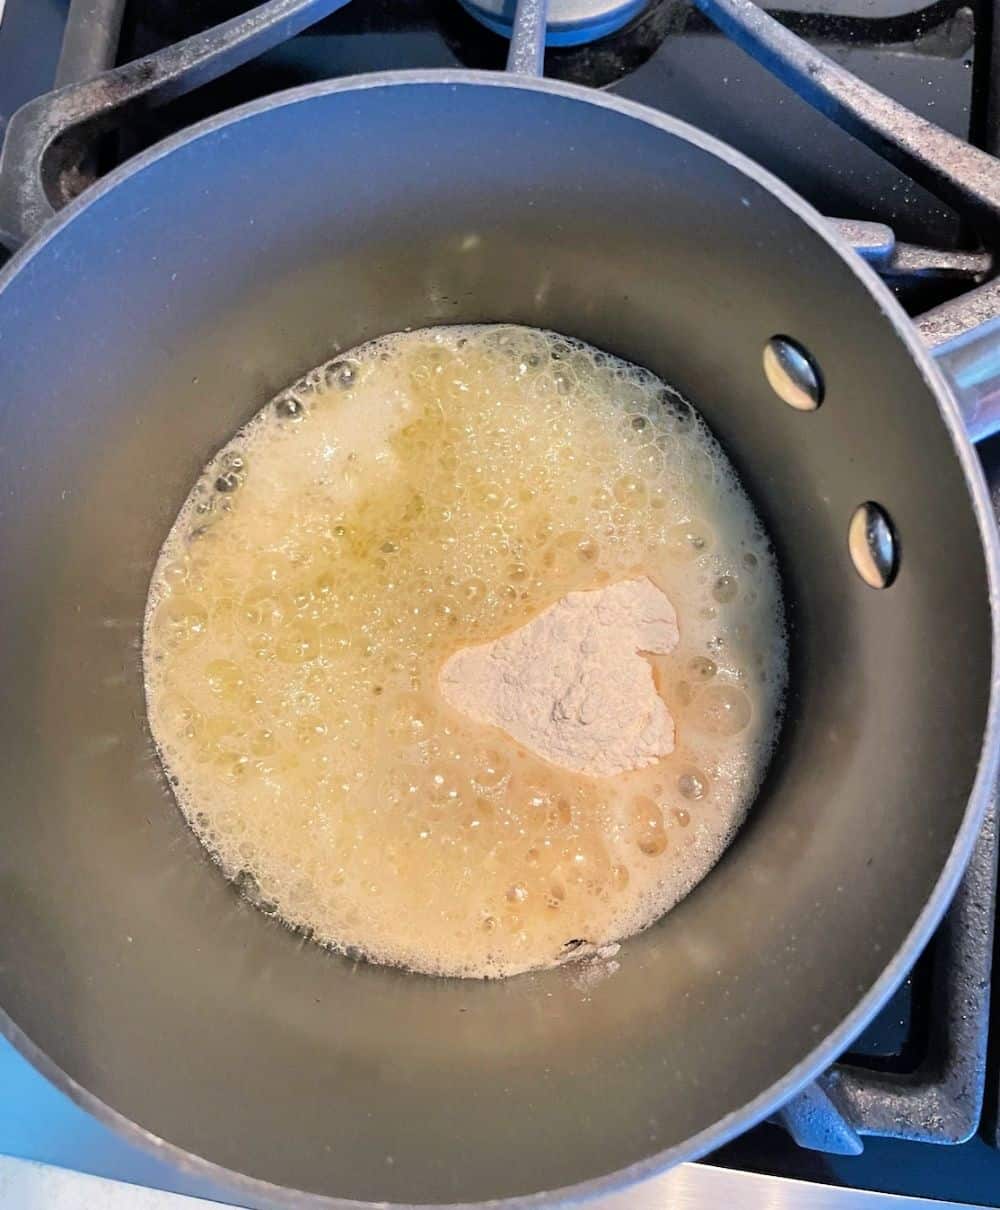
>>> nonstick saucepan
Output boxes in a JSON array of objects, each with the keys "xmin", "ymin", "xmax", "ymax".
[{"xmin": 1, "ymin": 0, "xmax": 999, "ymax": 1205}]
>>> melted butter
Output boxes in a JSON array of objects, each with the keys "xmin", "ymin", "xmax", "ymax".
[{"xmin": 143, "ymin": 325, "xmax": 786, "ymax": 978}]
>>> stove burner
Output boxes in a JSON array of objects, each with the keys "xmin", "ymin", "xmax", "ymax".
[{"xmin": 458, "ymin": 0, "xmax": 650, "ymax": 45}]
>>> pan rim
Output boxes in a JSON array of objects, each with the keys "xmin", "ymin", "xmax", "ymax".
[{"xmin": 1, "ymin": 67, "xmax": 998, "ymax": 1210}]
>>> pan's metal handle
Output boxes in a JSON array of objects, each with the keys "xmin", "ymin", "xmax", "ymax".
[
  {"xmin": 0, "ymin": 0, "xmax": 354, "ymax": 252},
  {"xmin": 921, "ymin": 284, "xmax": 1000, "ymax": 444}
]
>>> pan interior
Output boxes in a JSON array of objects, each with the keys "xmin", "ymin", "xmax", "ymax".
[{"xmin": 0, "ymin": 78, "xmax": 991, "ymax": 1204}]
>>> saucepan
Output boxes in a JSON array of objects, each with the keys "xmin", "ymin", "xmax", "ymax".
[{"xmin": 0, "ymin": 0, "xmax": 998, "ymax": 1204}]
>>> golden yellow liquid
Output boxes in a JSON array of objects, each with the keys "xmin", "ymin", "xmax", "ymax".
[{"xmin": 144, "ymin": 325, "xmax": 786, "ymax": 978}]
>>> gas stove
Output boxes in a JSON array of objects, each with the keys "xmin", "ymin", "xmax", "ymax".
[{"xmin": 0, "ymin": 0, "xmax": 999, "ymax": 1206}]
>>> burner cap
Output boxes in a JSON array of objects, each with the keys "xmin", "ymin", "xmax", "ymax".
[{"xmin": 458, "ymin": 0, "xmax": 649, "ymax": 45}]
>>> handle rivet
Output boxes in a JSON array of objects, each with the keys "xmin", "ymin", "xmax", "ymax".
[
  {"xmin": 849, "ymin": 502, "xmax": 898, "ymax": 588},
  {"xmin": 763, "ymin": 336, "xmax": 824, "ymax": 411}
]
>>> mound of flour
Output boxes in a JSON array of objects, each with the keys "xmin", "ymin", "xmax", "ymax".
[{"xmin": 439, "ymin": 578, "xmax": 679, "ymax": 777}]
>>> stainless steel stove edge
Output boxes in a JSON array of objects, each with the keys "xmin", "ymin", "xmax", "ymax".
[{"xmin": 0, "ymin": 1155, "xmax": 989, "ymax": 1210}]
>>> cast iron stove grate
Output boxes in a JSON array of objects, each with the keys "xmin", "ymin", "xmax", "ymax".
[{"xmin": 0, "ymin": 0, "xmax": 997, "ymax": 1159}]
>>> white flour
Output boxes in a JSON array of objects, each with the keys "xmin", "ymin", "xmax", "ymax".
[{"xmin": 439, "ymin": 578, "xmax": 679, "ymax": 777}]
